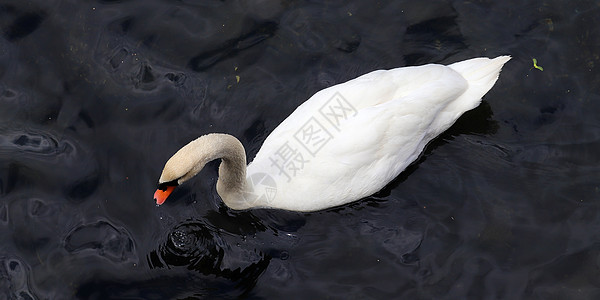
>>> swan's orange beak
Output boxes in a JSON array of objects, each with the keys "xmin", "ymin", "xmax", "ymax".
[{"xmin": 154, "ymin": 186, "xmax": 175, "ymax": 205}]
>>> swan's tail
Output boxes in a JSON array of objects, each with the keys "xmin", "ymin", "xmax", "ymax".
[
  {"xmin": 427, "ymin": 56, "xmax": 510, "ymax": 136},
  {"xmin": 448, "ymin": 56, "xmax": 511, "ymax": 110}
]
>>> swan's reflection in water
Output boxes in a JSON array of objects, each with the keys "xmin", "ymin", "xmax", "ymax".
[
  {"xmin": 150, "ymin": 220, "xmax": 270, "ymax": 279},
  {"xmin": 142, "ymin": 210, "xmax": 304, "ymax": 297},
  {"xmin": 77, "ymin": 217, "xmax": 275, "ymax": 299}
]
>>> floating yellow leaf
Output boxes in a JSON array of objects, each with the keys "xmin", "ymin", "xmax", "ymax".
[
  {"xmin": 532, "ymin": 58, "xmax": 544, "ymax": 71},
  {"xmin": 236, "ymin": 75, "xmax": 240, "ymax": 83}
]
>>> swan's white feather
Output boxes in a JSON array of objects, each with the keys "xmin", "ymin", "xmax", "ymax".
[{"xmin": 246, "ymin": 56, "xmax": 510, "ymax": 211}]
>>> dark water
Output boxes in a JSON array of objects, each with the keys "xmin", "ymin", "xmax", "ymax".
[{"xmin": 1, "ymin": 0, "xmax": 599, "ymax": 298}]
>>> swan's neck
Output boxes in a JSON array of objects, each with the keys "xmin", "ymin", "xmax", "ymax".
[{"xmin": 192, "ymin": 134, "xmax": 250, "ymax": 209}]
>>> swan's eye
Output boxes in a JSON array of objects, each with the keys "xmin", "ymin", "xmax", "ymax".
[{"xmin": 157, "ymin": 179, "xmax": 179, "ymax": 191}]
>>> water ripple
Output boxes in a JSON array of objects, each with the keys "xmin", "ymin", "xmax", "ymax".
[
  {"xmin": 188, "ymin": 21, "xmax": 278, "ymax": 71},
  {"xmin": 0, "ymin": 257, "xmax": 37, "ymax": 299},
  {"xmin": 64, "ymin": 220, "xmax": 136, "ymax": 263},
  {"xmin": 148, "ymin": 220, "xmax": 270, "ymax": 284},
  {"xmin": 3, "ymin": 9, "xmax": 46, "ymax": 42},
  {"xmin": 0, "ymin": 127, "xmax": 70, "ymax": 157},
  {"xmin": 0, "ymin": 125, "xmax": 98, "ymax": 202}
]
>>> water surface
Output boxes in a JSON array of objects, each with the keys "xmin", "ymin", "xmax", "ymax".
[{"xmin": 1, "ymin": 0, "xmax": 600, "ymax": 299}]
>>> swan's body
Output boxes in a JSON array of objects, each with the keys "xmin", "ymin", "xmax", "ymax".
[{"xmin": 155, "ymin": 56, "xmax": 510, "ymax": 212}]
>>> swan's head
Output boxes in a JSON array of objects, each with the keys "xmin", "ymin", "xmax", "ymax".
[
  {"xmin": 153, "ymin": 134, "xmax": 247, "ymax": 206},
  {"xmin": 154, "ymin": 139, "xmax": 209, "ymax": 205}
]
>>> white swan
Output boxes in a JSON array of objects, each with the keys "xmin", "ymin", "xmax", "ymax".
[{"xmin": 154, "ymin": 56, "xmax": 510, "ymax": 212}]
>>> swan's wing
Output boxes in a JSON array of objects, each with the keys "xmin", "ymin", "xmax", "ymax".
[{"xmin": 257, "ymin": 63, "xmax": 460, "ymax": 150}]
